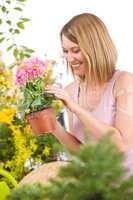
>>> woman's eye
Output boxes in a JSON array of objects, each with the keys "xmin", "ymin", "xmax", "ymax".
[
  {"xmin": 63, "ymin": 49, "xmax": 68, "ymax": 54},
  {"xmin": 73, "ymin": 49, "xmax": 80, "ymax": 53}
]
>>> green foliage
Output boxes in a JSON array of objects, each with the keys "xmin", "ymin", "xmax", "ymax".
[
  {"xmin": 9, "ymin": 136, "xmax": 133, "ymax": 200},
  {"xmin": 0, "ymin": 121, "xmax": 35, "ymax": 181},
  {"xmin": 32, "ymin": 134, "xmax": 63, "ymax": 163},
  {"xmin": 0, "ymin": 0, "xmax": 34, "ymax": 64},
  {"xmin": 0, "ymin": 123, "xmax": 15, "ymax": 161},
  {"xmin": 0, "ymin": 0, "xmax": 63, "ymax": 187},
  {"xmin": 44, "ymin": 136, "xmax": 133, "ymax": 200},
  {"xmin": 0, "ymin": 181, "xmax": 10, "ymax": 200},
  {"xmin": 0, "ymin": 168, "xmax": 17, "ymax": 200},
  {"xmin": 0, "ymin": 67, "xmax": 16, "ymax": 108},
  {"xmin": 8, "ymin": 183, "xmax": 46, "ymax": 200},
  {"xmin": 19, "ymin": 76, "xmax": 55, "ymax": 116},
  {"xmin": 0, "ymin": 121, "xmax": 63, "ymax": 181},
  {"xmin": 0, "ymin": 168, "xmax": 17, "ymax": 189}
]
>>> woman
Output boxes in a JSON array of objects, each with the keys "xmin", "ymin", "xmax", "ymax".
[{"xmin": 45, "ymin": 13, "xmax": 133, "ymax": 162}]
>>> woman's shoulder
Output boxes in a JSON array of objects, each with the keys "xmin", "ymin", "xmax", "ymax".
[
  {"xmin": 116, "ymin": 71, "xmax": 133, "ymax": 86},
  {"xmin": 114, "ymin": 71, "xmax": 133, "ymax": 96}
]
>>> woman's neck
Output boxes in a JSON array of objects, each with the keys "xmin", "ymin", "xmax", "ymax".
[{"xmin": 78, "ymin": 79, "xmax": 106, "ymax": 90}]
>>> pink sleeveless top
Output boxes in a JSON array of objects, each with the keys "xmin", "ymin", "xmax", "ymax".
[
  {"xmin": 71, "ymin": 70, "xmax": 133, "ymax": 175},
  {"xmin": 71, "ymin": 70, "xmax": 123, "ymax": 143}
]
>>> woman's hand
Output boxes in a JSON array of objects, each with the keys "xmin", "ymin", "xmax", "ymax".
[{"xmin": 45, "ymin": 85, "xmax": 77, "ymax": 112}]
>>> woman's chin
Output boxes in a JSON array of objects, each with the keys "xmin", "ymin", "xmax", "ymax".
[{"xmin": 73, "ymin": 70, "xmax": 85, "ymax": 77}]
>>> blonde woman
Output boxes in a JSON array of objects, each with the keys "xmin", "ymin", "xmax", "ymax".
[{"xmin": 46, "ymin": 13, "xmax": 133, "ymax": 171}]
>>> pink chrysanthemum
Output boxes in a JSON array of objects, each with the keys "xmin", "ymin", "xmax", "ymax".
[
  {"xmin": 16, "ymin": 57, "xmax": 46, "ymax": 85},
  {"xmin": 16, "ymin": 67, "xmax": 28, "ymax": 85}
]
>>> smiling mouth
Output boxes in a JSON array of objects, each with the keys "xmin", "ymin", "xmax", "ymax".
[
  {"xmin": 71, "ymin": 64, "xmax": 80, "ymax": 68},
  {"xmin": 71, "ymin": 62, "xmax": 83, "ymax": 68}
]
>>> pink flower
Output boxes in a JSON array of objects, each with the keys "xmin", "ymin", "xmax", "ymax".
[
  {"xmin": 15, "ymin": 67, "xmax": 28, "ymax": 85},
  {"xmin": 15, "ymin": 57, "xmax": 47, "ymax": 85}
]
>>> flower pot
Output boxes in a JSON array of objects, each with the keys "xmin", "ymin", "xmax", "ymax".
[{"xmin": 26, "ymin": 107, "xmax": 56, "ymax": 135}]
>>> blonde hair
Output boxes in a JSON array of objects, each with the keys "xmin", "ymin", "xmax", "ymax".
[{"xmin": 60, "ymin": 13, "xmax": 117, "ymax": 84}]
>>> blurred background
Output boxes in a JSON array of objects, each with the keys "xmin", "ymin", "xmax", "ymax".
[
  {"xmin": 1, "ymin": 0, "xmax": 133, "ymax": 83},
  {"xmin": 4, "ymin": 0, "xmax": 133, "ymax": 69}
]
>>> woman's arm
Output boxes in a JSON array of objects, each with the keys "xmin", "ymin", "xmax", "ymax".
[
  {"xmin": 52, "ymin": 120, "xmax": 81, "ymax": 152},
  {"xmin": 114, "ymin": 72, "xmax": 133, "ymax": 151},
  {"xmin": 72, "ymin": 103, "xmax": 125, "ymax": 151},
  {"xmin": 45, "ymin": 74, "xmax": 133, "ymax": 152},
  {"xmin": 52, "ymin": 82, "xmax": 81, "ymax": 152},
  {"xmin": 45, "ymin": 85, "xmax": 124, "ymax": 151}
]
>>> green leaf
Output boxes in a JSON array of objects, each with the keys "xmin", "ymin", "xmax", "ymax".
[
  {"xmin": 25, "ymin": 48, "xmax": 34, "ymax": 53},
  {"xmin": 25, "ymin": 82, "xmax": 35, "ymax": 92},
  {"xmin": 0, "ymin": 181, "xmax": 10, "ymax": 200},
  {"xmin": 6, "ymin": 0, "xmax": 11, "ymax": 4},
  {"xmin": 7, "ymin": 44, "xmax": 15, "ymax": 51},
  {"xmin": 14, "ymin": 7, "xmax": 23, "ymax": 12},
  {"xmin": 13, "ymin": 48, "xmax": 19, "ymax": 58},
  {"xmin": 20, "ymin": 17, "xmax": 30, "ymax": 22},
  {"xmin": 0, "ymin": 168, "xmax": 17, "ymax": 188},
  {"xmin": 0, "ymin": 32, "xmax": 3, "ymax": 35},
  {"xmin": 31, "ymin": 97, "xmax": 42, "ymax": 107},
  {"xmin": 1, "ymin": 6, "xmax": 6, "ymax": 13},
  {"xmin": 14, "ymin": 29, "xmax": 20, "ymax": 34},
  {"xmin": 9, "ymin": 28, "xmax": 13, "ymax": 33},
  {"xmin": 6, "ymin": 20, "xmax": 11, "ymax": 25},
  {"xmin": 0, "ymin": 37, "xmax": 5, "ymax": 43},
  {"xmin": 17, "ymin": 22, "xmax": 25, "ymax": 29},
  {"xmin": 0, "ymin": 19, "xmax": 2, "ymax": 25},
  {"xmin": 24, "ymin": 54, "xmax": 31, "ymax": 58},
  {"xmin": 19, "ymin": 51, "xmax": 25, "ymax": 60}
]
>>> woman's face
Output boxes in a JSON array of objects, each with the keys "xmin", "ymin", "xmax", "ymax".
[{"xmin": 62, "ymin": 35, "xmax": 87, "ymax": 77}]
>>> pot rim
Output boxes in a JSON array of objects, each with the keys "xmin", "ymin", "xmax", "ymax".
[{"xmin": 26, "ymin": 106, "xmax": 53, "ymax": 116}]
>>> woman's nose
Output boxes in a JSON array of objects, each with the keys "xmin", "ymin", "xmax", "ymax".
[{"xmin": 67, "ymin": 52, "xmax": 75, "ymax": 62}]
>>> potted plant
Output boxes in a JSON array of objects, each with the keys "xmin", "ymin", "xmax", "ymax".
[{"xmin": 15, "ymin": 57, "xmax": 62, "ymax": 135}]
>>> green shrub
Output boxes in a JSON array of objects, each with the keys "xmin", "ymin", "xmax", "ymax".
[
  {"xmin": 8, "ymin": 183, "xmax": 46, "ymax": 200},
  {"xmin": 32, "ymin": 134, "xmax": 63, "ymax": 163},
  {"xmin": 0, "ymin": 123, "xmax": 15, "ymax": 162},
  {"xmin": 9, "ymin": 136, "xmax": 133, "ymax": 200},
  {"xmin": 0, "ymin": 168, "xmax": 17, "ymax": 200},
  {"xmin": 43, "ymin": 136, "xmax": 133, "ymax": 200},
  {"xmin": 0, "ymin": 181, "xmax": 10, "ymax": 200}
]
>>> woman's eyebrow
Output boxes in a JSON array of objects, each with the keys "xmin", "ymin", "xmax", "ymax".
[
  {"xmin": 62, "ymin": 46, "xmax": 79, "ymax": 50},
  {"xmin": 71, "ymin": 46, "xmax": 80, "ymax": 50}
]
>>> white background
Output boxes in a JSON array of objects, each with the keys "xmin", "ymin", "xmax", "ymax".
[
  {"xmin": 2, "ymin": 0, "xmax": 133, "ymax": 76},
  {"xmin": 21, "ymin": 0, "xmax": 133, "ymax": 74}
]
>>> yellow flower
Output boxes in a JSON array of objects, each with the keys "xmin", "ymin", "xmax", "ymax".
[
  {"xmin": 56, "ymin": 100, "xmax": 64, "ymax": 108},
  {"xmin": 0, "ymin": 107, "xmax": 16, "ymax": 123},
  {"xmin": 52, "ymin": 100, "xmax": 64, "ymax": 116},
  {"xmin": 33, "ymin": 64, "xmax": 39, "ymax": 69},
  {"xmin": 43, "ymin": 146, "xmax": 51, "ymax": 157},
  {"xmin": 0, "ymin": 114, "xmax": 11, "ymax": 123}
]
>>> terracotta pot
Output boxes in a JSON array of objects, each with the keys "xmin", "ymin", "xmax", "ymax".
[{"xmin": 26, "ymin": 107, "xmax": 56, "ymax": 135}]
